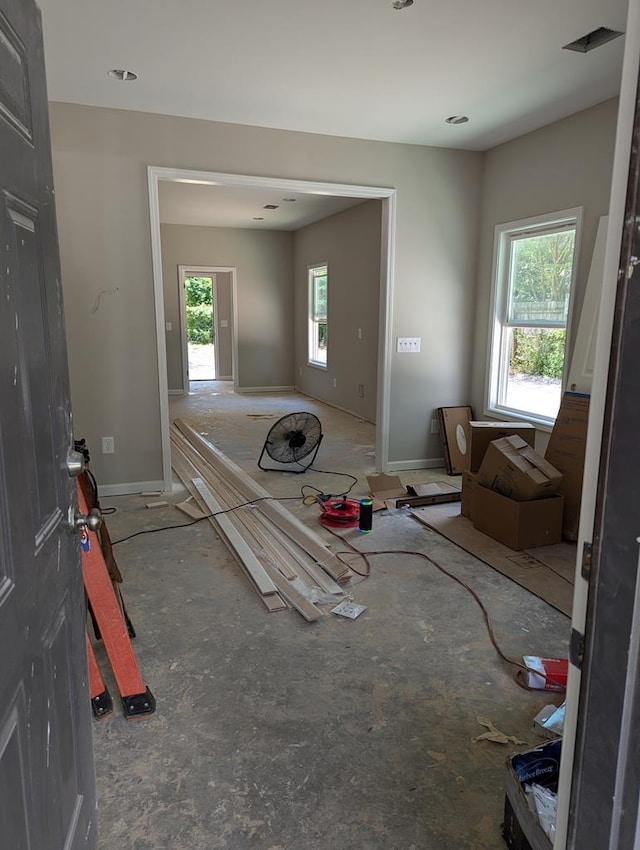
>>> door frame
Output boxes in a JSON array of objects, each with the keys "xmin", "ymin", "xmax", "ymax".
[
  {"xmin": 178, "ymin": 265, "xmax": 230, "ymax": 391},
  {"xmin": 148, "ymin": 166, "xmax": 396, "ymax": 493}
]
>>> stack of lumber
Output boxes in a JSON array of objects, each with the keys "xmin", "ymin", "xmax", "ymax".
[{"xmin": 170, "ymin": 419, "xmax": 352, "ymax": 622}]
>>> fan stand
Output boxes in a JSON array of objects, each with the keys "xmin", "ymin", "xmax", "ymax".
[{"xmin": 258, "ymin": 433, "xmax": 323, "ymax": 473}]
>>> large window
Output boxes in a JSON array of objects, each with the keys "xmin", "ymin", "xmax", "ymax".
[
  {"xmin": 487, "ymin": 210, "xmax": 581, "ymax": 424},
  {"xmin": 308, "ymin": 264, "xmax": 328, "ymax": 367}
]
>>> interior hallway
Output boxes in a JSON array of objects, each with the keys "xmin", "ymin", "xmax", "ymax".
[{"xmin": 93, "ymin": 383, "xmax": 569, "ymax": 850}]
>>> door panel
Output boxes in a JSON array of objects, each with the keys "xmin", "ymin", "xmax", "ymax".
[
  {"xmin": 0, "ymin": 691, "xmax": 33, "ymax": 850},
  {"xmin": 0, "ymin": 0, "xmax": 96, "ymax": 846}
]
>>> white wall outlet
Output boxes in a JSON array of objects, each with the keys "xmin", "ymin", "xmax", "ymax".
[
  {"xmin": 397, "ymin": 337, "xmax": 421, "ymax": 353},
  {"xmin": 220, "ymin": 319, "xmax": 229, "ymax": 328},
  {"xmin": 358, "ymin": 384, "xmax": 365, "ymax": 398},
  {"xmin": 165, "ymin": 321, "xmax": 172, "ymax": 331},
  {"xmin": 102, "ymin": 436, "xmax": 115, "ymax": 454},
  {"xmin": 333, "ymin": 377, "xmax": 337, "ymax": 388},
  {"xmin": 430, "ymin": 418, "xmax": 439, "ymax": 434},
  {"xmin": 358, "ymin": 327, "xmax": 363, "ymax": 340}
]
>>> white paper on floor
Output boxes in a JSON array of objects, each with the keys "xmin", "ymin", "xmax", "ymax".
[{"xmin": 331, "ymin": 601, "xmax": 367, "ymax": 619}]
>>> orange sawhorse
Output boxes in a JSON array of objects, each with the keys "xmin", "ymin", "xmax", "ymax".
[{"xmin": 78, "ymin": 481, "xmax": 155, "ymax": 720}]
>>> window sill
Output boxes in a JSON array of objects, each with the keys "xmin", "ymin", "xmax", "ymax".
[
  {"xmin": 307, "ymin": 361, "xmax": 328, "ymax": 371},
  {"xmin": 483, "ymin": 406, "xmax": 554, "ymax": 433}
]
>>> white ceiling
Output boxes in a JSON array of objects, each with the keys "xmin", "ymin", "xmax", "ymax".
[
  {"xmin": 158, "ymin": 181, "xmax": 367, "ymax": 231},
  {"xmin": 38, "ymin": 0, "xmax": 628, "ymax": 152},
  {"xmin": 38, "ymin": 0, "xmax": 628, "ymax": 229}
]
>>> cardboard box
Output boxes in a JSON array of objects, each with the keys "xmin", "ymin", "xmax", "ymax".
[
  {"xmin": 544, "ymin": 392, "xmax": 590, "ymax": 541},
  {"xmin": 366, "ymin": 474, "xmax": 461, "ymax": 509},
  {"xmin": 478, "ymin": 436, "xmax": 563, "ymax": 501},
  {"xmin": 473, "ymin": 485, "xmax": 563, "ymax": 550},
  {"xmin": 468, "ymin": 421, "xmax": 536, "ymax": 473},
  {"xmin": 503, "ymin": 739, "xmax": 561, "ymax": 850},
  {"xmin": 437, "ymin": 406, "xmax": 473, "ymax": 474},
  {"xmin": 461, "ymin": 471, "xmax": 477, "ymax": 519}
]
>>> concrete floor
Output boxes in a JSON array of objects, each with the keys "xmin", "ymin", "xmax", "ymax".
[{"xmin": 93, "ymin": 383, "xmax": 569, "ymax": 850}]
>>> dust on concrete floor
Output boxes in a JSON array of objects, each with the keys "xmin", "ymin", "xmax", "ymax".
[{"xmin": 93, "ymin": 384, "xmax": 569, "ymax": 850}]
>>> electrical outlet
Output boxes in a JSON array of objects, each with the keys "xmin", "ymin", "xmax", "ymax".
[
  {"xmin": 165, "ymin": 321, "xmax": 172, "ymax": 331},
  {"xmin": 358, "ymin": 384, "xmax": 365, "ymax": 398},
  {"xmin": 358, "ymin": 327, "xmax": 363, "ymax": 340},
  {"xmin": 101, "ymin": 436, "xmax": 115, "ymax": 454},
  {"xmin": 333, "ymin": 378, "xmax": 337, "ymax": 388},
  {"xmin": 397, "ymin": 337, "xmax": 421, "ymax": 353},
  {"xmin": 430, "ymin": 418, "xmax": 439, "ymax": 434}
]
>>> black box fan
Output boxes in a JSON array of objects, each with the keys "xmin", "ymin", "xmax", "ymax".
[{"xmin": 258, "ymin": 412, "xmax": 323, "ymax": 473}]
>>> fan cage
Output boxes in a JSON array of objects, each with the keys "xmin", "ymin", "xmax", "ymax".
[{"xmin": 258, "ymin": 412, "xmax": 323, "ymax": 473}]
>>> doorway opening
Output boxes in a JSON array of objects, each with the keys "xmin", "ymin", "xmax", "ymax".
[
  {"xmin": 177, "ymin": 264, "xmax": 236, "ymax": 393},
  {"xmin": 180, "ymin": 269, "xmax": 217, "ymax": 383},
  {"xmin": 148, "ymin": 166, "xmax": 396, "ymax": 492}
]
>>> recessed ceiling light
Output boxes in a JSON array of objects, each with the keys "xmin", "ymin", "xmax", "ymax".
[
  {"xmin": 445, "ymin": 115, "xmax": 469, "ymax": 125},
  {"xmin": 263, "ymin": 204, "xmax": 279, "ymax": 210},
  {"xmin": 282, "ymin": 198, "xmax": 297, "ymax": 202},
  {"xmin": 107, "ymin": 69, "xmax": 138, "ymax": 81},
  {"xmin": 392, "ymin": 0, "xmax": 413, "ymax": 8},
  {"xmin": 253, "ymin": 216, "xmax": 264, "ymax": 221}
]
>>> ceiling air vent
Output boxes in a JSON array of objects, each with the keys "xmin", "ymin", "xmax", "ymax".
[
  {"xmin": 563, "ymin": 27, "xmax": 624, "ymax": 53},
  {"xmin": 263, "ymin": 204, "xmax": 279, "ymax": 210}
]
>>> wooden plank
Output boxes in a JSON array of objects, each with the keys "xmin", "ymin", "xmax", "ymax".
[
  {"xmin": 172, "ymin": 429, "xmax": 301, "ymax": 581},
  {"xmin": 266, "ymin": 524, "xmax": 344, "ymax": 596},
  {"xmin": 258, "ymin": 561, "xmax": 323, "ymax": 622},
  {"xmin": 175, "ymin": 498, "xmax": 206, "ymax": 521},
  {"xmin": 171, "ymin": 442, "xmax": 289, "ymax": 612},
  {"xmin": 173, "ymin": 420, "xmax": 351, "ymax": 581},
  {"xmin": 192, "ymin": 477, "xmax": 277, "ymax": 596}
]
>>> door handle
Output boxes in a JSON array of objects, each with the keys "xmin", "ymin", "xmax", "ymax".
[
  {"xmin": 66, "ymin": 448, "xmax": 86, "ymax": 478},
  {"xmin": 73, "ymin": 508, "xmax": 103, "ymax": 533}
]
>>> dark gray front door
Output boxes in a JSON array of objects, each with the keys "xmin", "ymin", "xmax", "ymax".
[{"xmin": 0, "ymin": 0, "xmax": 97, "ymax": 847}]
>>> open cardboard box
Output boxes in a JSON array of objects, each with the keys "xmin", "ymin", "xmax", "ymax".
[
  {"xmin": 478, "ymin": 436, "xmax": 563, "ymax": 501},
  {"xmin": 473, "ymin": 485, "xmax": 563, "ymax": 550},
  {"xmin": 367, "ymin": 474, "xmax": 461, "ymax": 509}
]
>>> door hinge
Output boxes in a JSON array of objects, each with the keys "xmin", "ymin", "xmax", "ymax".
[
  {"xmin": 581, "ymin": 541, "xmax": 592, "ymax": 580},
  {"xmin": 569, "ymin": 628, "xmax": 585, "ymax": 670}
]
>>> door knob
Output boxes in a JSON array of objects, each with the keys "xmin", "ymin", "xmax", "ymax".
[
  {"xmin": 66, "ymin": 448, "xmax": 86, "ymax": 478},
  {"xmin": 73, "ymin": 508, "xmax": 103, "ymax": 533}
]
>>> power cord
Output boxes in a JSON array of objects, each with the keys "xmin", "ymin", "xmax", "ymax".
[
  {"xmin": 111, "ymin": 495, "xmax": 302, "ymax": 545},
  {"xmin": 323, "ymin": 524, "xmax": 567, "ymax": 692}
]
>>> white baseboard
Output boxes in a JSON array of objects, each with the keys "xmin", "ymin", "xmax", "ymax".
[
  {"xmin": 168, "ymin": 389, "xmax": 184, "ymax": 396},
  {"xmin": 386, "ymin": 458, "xmax": 447, "ymax": 472},
  {"xmin": 217, "ymin": 375, "xmax": 233, "ymax": 381},
  {"xmin": 294, "ymin": 387, "xmax": 376, "ymax": 425},
  {"xmin": 237, "ymin": 385, "xmax": 295, "ymax": 393},
  {"xmin": 98, "ymin": 480, "xmax": 166, "ymax": 497}
]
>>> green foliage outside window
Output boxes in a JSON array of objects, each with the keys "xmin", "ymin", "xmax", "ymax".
[
  {"xmin": 507, "ymin": 229, "xmax": 575, "ymax": 380},
  {"xmin": 185, "ymin": 276, "xmax": 214, "ymax": 344},
  {"xmin": 510, "ymin": 328, "xmax": 566, "ymax": 380}
]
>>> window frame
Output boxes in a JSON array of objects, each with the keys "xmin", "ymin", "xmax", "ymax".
[
  {"xmin": 308, "ymin": 263, "xmax": 328, "ymax": 369},
  {"xmin": 485, "ymin": 207, "xmax": 583, "ymax": 428}
]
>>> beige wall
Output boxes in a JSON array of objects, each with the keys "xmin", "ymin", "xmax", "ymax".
[
  {"xmin": 471, "ymin": 98, "xmax": 619, "ymax": 450},
  {"xmin": 294, "ymin": 200, "xmax": 381, "ymax": 423},
  {"xmin": 160, "ymin": 224, "xmax": 294, "ymax": 391},
  {"xmin": 49, "ymin": 102, "xmax": 483, "ymax": 486}
]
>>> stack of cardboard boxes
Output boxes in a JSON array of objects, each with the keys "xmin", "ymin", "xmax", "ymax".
[{"xmin": 459, "ymin": 394, "xmax": 589, "ymax": 551}]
